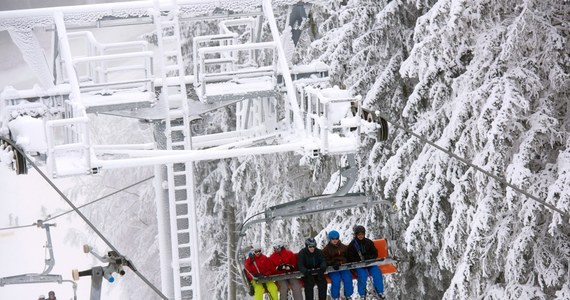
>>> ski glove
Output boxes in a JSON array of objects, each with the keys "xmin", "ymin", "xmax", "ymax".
[{"xmin": 277, "ymin": 264, "xmax": 294, "ymax": 271}]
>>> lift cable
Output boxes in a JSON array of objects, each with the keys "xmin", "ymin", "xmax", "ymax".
[
  {"xmin": 0, "ymin": 176, "xmax": 154, "ymax": 231},
  {"xmin": 0, "ymin": 137, "xmax": 169, "ymax": 300},
  {"xmin": 376, "ymin": 112, "xmax": 570, "ymax": 220},
  {"xmin": 46, "ymin": 176, "xmax": 154, "ymax": 221},
  {"xmin": 0, "ymin": 223, "xmax": 34, "ymax": 231}
]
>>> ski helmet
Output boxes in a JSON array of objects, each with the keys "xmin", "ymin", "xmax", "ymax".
[
  {"xmin": 272, "ymin": 239, "xmax": 284, "ymax": 249},
  {"xmin": 251, "ymin": 243, "xmax": 261, "ymax": 251},
  {"xmin": 354, "ymin": 225, "xmax": 366, "ymax": 235},
  {"xmin": 305, "ymin": 238, "xmax": 317, "ymax": 247},
  {"xmin": 328, "ymin": 230, "xmax": 340, "ymax": 240}
]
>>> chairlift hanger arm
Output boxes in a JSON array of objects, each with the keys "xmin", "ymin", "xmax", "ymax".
[
  {"xmin": 335, "ymin": 153, "xmax": 359, "ymax": 196},
  {"xmin": 239, "ymin": 193, "xmax": 385, "ymax": 237},
  {"xmin": 36, "ymin": 220, "xmax": 57, "ymax": 275}
]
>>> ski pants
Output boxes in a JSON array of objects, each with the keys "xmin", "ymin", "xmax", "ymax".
[
  {"xmin": 251, "ymin": 280, "xmax": 278, "ymax": 300},
  {"xmin": 302, "ymin": 273, "xmax": 327, "ymax": 300},
  {"xmin": 328, "ymin": 269, "xmax": 354, "ymax": 298},
  {"xmin": 276, "ymin": 278, "xmax": 303, "ymax": 300},
  {"xmin": 355, "ymin": 266, "xmax": 384, "ymax": 296}
]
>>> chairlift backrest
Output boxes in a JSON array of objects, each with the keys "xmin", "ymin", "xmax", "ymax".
[{"xmin": 373, "ymin": 239, "xmax": 397, "ymax": 275}]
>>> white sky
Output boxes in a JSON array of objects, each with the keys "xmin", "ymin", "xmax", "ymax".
[{"xmin": 0, "ymin": 166, "xmax": 115, "ymax": 300}]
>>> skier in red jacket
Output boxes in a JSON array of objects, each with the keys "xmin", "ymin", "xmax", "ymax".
[
  {"xmin": 268, "ymin": 239, "xmax": 303, "ymax": 300},
  {"xmin": 244, "ymin": 244, "xmax": 278, "ymax": 300}
]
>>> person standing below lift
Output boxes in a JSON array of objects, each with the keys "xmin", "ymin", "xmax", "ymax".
[
  {"xmin": 268, "ymin": 239, "xmax": 303, "ymax": 300},
  {"xmin": 322, "ymin": 230, "xmax": 354, "ymax": 300},
  {"xmin": 347, "ymin": 225, "xmax": 385, "ymax": 299},
  {"xmin": 297, "ymin": 238, "xmax": 327, "ymax": 300},
  {"xmin": 244, "ymin": 244, "xmax": 279, "ymax": 300}
]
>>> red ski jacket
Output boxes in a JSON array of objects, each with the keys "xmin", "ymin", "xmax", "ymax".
[
  {"xmin": 269, "ymin": 248, "xmax": 298, "ymax": 274},
  {"xmin": 244, "ymin": 253, "xmax": 276, "ymax": 280}
]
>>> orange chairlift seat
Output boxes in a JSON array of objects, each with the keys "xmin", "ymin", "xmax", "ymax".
[{"xmin": 374, "ymin": 239, "xmax": 398, "ymax": 275}]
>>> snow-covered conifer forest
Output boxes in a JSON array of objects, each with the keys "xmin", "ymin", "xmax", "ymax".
[{"xmin": 2, "ymin": 0, "xmax": 569, "ymax": 299}]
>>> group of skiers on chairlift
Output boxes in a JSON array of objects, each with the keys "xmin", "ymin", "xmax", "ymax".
[{"xmin": 244, "ymin": 225, "xmax": 385, "ymax": 300}]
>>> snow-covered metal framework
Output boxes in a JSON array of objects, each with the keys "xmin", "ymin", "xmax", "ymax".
[{"xmin": 0, "ymin": 0, "xmax": 388, "ymax": 299}]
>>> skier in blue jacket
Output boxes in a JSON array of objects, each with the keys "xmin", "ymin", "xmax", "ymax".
[{"xmin": 346, "ymin": 225, "xmax": 385, "ymax": 299}]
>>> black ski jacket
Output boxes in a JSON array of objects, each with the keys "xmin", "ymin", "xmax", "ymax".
[
  {"xmin": 297, "ymin": 247, "xmax": 327, "ymax": 274},
  {"xmin": 347, "ymin": 237, "xmax": 377, "ymax": 262}
]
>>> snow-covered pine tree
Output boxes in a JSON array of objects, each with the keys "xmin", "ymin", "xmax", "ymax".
[
  {"xmin": 308, "ymin": 0, "xmax": 570, "ymax": 298},
  {"xmin": 378, "ymin": 0, "xmax": 569, "ymax": 298},
  {"xmin": 397, "ymin": 0, "xmax": 570, "ymax": 298}
]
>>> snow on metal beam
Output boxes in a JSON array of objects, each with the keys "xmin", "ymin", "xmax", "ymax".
[
  {"xmin": 7, "ymin": 30, "xmax": 55, "ymax": 89},
  {"xmin": 0, "ymin": 0, "xmax": 308, "ymax": 31},
  {"xmin": 93, "ymin": 141, "xmax": 307, "ymax": 169}
]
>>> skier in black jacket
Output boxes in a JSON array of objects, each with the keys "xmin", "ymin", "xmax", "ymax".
[
  {"xmin": 347, "ymin": 225, "xmax": 385, "ymax": 299},
  {"xmin": 297, "ymin": 238, "xmax": 327, "ymax": 300}
]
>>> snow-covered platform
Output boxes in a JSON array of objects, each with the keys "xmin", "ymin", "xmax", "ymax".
[
  {"xmin": 81, "ymin": 88, "xmax": 155, "ymax": 114},
  {"xmin": 196, "ymin": 75, "xmax": 278, "ymax": 102}
]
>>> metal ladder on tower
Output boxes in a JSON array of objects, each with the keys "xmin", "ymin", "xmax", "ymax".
[{"xmin": 152, "ymin": 1, "xmax": 201, "ymax": 299}]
